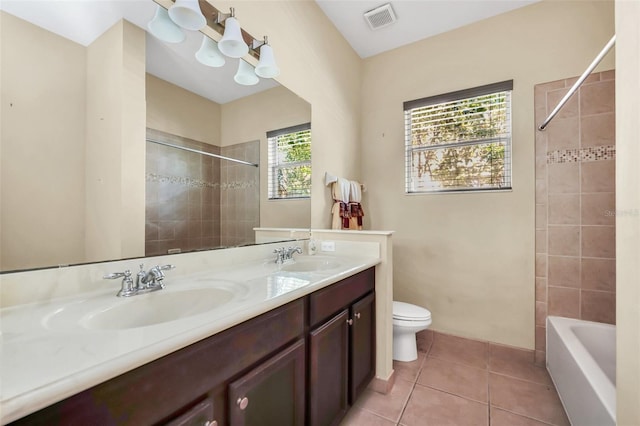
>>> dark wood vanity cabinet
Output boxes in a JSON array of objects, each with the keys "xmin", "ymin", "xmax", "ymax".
[
  {"xmin": 10, "ymin": 267, "xmax": 375, "ymax": 426},
  {"xmin": 10, "ymin": 300, "xmax": 306, "ymax": 426},
  {"xmin": 308, "ymin": 268, "xmax": 376, "ymax": 426},
  {"xmin": 228, "ymin": 339, "xmax": 306, "ymax": 426}
]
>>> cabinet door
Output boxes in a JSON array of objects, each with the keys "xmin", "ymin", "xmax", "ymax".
[
  {"xmin": 308, "ymin": 310, "xmax": 349, "ymax": 426},
  {"xmin": 349, "ymin": 292, "xmax": 376, "ymax": 404},
  {"xmin": 228, "ymin": 339, "xmax": 305, "ymax": 426},
  {"xmin": 165, "ymin": 398, "xmax": 216, "ymax": 426}
]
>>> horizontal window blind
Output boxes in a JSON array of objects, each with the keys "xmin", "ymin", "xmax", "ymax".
[
  {"xmin": 404, "ymin": 81, "xmax": 512, "ymax": 193},
  {"xmin": 268, "ymin": 123, "xmax": 311, "ymax": 199}
]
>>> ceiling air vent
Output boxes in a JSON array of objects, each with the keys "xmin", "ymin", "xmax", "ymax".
[{"xmin": 364, "ymin": 3, "xmax": 397, "ymax": 31}]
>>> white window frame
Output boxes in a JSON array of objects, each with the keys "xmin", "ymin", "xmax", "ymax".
[
  {"xmin": 267, "ymin": 123, "xmax": 312, "ymax": 200},
  {"xmin": 404, "ymin": 80, "xmax": 513, "ymax": 194}
]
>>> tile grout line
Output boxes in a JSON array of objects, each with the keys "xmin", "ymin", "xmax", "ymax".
[
  {"xmin": 487, "ymin": 362, "xmax": 492, "ymax": 425},
  {"xmin": 578, "ymin": 82, "xmax": 583, "ymax": 321},
  {"xmin": 395, "ymin": 380, "xmax": 418, "ymax": 426},
  {"xmin": 394, "ymin": 337, "xmax": 433, "ymax": 426},
  {"xmin": 489, "ymin": 405, "xmax": 560, "ymax": 426}
]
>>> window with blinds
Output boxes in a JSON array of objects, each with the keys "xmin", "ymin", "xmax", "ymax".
[
  {"xmin": 404, "ymin": 80, "xmax": 513, "ymax": 193},
  {"xmin": 267, "ymin": 123, "xmax": 311, "ymax": 199}
]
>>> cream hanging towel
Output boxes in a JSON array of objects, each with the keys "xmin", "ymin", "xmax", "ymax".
[
  {"xmin": 326, "ymin": 172, "xmax": 365, "ymax": 230},
  {"xmin": 331, "ymin": 178, "xmax": 351, "ymax": 229}
]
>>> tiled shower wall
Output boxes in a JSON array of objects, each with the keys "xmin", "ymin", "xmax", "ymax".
[
  {"xmin": 534, "ymin": 70, "xmax": 616, "ymax": 364},
  {"xmin": 145, "ymin": 130, "xmax": 221, "ymax": 256},
  {"xmin": 220, "ymin": 140, "xmax": 260, "ymax": 247},
  {"xmin": 146, "ymin": 131, "xmax": 260, "ymax": 254}
]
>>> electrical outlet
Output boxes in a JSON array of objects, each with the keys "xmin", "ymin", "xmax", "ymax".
[{"xmin": 320, "ymin": 241, "xmax": 335, "ymax": 252}]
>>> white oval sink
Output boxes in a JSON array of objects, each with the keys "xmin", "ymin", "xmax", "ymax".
[
  {"xmin": 82, "ymin": 287, "xmax": 235, "ymax": 330},
  {"xmin": 43, "ymin": 282, "xmax": 244, "ymax": 331},
  {"xmin": 280, "ymin": 257, "xmax": 342, "ymax": 273}
]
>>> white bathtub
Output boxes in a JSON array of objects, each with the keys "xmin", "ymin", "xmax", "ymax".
[{"xmin": 547, "ymin": 316, "xmax": 616, "ymax": 426}]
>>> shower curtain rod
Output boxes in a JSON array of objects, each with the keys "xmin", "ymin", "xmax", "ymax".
[
  {"xmin": 538, "ymin": 34, "xmax": 616, "ymax": 131},
  {"xmin": 147, "ymin": 139, "xmax": 259, "ymax": 168}
]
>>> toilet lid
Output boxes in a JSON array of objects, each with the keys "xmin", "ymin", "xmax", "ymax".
[{"xmin": 393, "ymin": 301, "xmax": 431, "ymax": 321}]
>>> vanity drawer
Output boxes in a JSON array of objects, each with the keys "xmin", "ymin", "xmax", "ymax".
[{"xmin": 309, "ymin": 267, "xmax": 374, "ymax": 327}]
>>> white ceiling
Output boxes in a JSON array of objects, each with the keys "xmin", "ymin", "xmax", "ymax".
[
  {"xmin": 1, "ymin": 0, "xmax": 541, "ymax": 101},
  {"xmin": 315, "ymin": 0, "xmax": 540, "ymax": 58},
  {"xmin": 0, "ymin": 0, "xmax": 277, "ymax": 104}
]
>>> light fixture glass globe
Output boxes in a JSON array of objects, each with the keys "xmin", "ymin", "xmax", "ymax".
[
  {"xmin": 195, "ymin": 36, "xmax": 225, "ymax": 67},
  {"xmin": 255, "ymin": 44, "xmax": 280, "ymax": 79},
  {"xmin": 234, "ymin": 60, "xmax": 259, "ymax": 86},
  {"xmin": 168, "ymin": 0, "xmax": 206, "ymax": 31},
  {"xmin": 148, "ymin": 5, "xmax": 185, "ymax": 43},
  {"xmin": 218, "ymin": 17, "xmax": 249, "ymax": 58}
]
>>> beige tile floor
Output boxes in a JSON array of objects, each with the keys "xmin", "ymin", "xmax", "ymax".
[{"xmin": 341, "ymin": 331, "xmax": 570, "ymax": 426}]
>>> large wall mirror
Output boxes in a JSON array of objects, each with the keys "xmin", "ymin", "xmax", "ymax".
[{"xmin": 0, "ymin": 0, "xmax": 311, "ymax": 273}]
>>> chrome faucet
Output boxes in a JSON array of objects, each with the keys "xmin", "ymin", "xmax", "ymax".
[
  {"xmin": 274, "ymin": 246, "xmax": 303, "ymax": 265},
  {"xmin": 273, "ymin": 247, "xmax": 286, "ymax": 265},
  {"xmin": 104, "ymin": 264, "xmax": 175, "ymax": 297},
  {"xmin": 286, "ymin": 246, "xmax": 303, "ymax": 259}
]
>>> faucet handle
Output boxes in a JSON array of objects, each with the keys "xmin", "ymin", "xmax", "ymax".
[
  {"xmin": 103, "ymin": 270, "xmax": 132, "ymax": 280},
  {"xmin": 157, "ymin": 264, "xmax": 175, "ymax": 271},
  {"xmin": 148, "ymin": 264, "xmax": 175, "ymax": 282},
  {"xmin": 273, "ymin": 248, "xmax": 285, "ymax": 264},
  {"xmin": 103, "ymin": 270, "xmax": 136, "ymax": 297}
]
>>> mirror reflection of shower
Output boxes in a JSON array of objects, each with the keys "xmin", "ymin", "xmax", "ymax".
[{"xmin": 145, "ymin": 129, "xmax": 259, "ymax": 255}]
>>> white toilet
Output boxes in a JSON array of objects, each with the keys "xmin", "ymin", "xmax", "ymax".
[{"xmin": 392, "ymin": 301, "xmax": 432, "ymax": 362}]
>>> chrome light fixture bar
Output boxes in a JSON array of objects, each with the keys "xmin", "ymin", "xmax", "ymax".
[{"xmin": 150, "ymin": 1, "xmax": 280, "ymax": 85}]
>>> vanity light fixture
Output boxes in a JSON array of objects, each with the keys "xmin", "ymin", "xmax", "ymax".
[
  {"xmin": 253, "ymin": 36, "xmax": 280, "ymax": 79},
  {"xmin": 234, "ymin": 59, "xmax": 259, "ymax": 86},
  {"xmin": 217, "ymin": 7, "xmax": 249, "ymax": 58},
  {"xmin": 195, "ymin": 35, "xmax": 225, "ymax": 67},
  {"xmin": 149, "ymin": 2, "xmax": 281, "ymax": 85},
  {"xmin": 148, "ymin": 5, "xmax": 185, "ymax": 43},
  {"xmin": 168, "ymin": 0, "xmax": 206, "ymax": 31}
]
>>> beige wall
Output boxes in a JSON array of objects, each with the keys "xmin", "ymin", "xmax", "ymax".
[
  {"xmin": 360, "ymin": 0, "xmax": 615, "ymax": 348},
  {"xmin": 221, "ymin": 85, "xmax": 311, "ymax": 229},
  {"xmin": 1, "ymin": 15, "xmax": 146, "ymax": 270},
  {"xmin": 146, "ymin": 73, "xmax": 221, "ymax": 146},
  {"xmin": 615, "ymin": 0, "xmax": 640, "ymax": 424},
  {"xmin": 0, "ymin": 11, "xmax": 86, "ymax": 270},
  {"xmin": 85, "ymin": 20, "xmax": 146, "ymax": 263},
  {"xmin": 210, "ymin": 1, "xmax": 362, "ymax": 229}
]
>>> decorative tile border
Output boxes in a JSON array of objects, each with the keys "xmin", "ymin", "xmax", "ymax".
[
  {"xmin": 146, "ymin": 173, "xmax": 219, "ymax": 189},
  {"xmin": 221, "ymin": 180, "xmax": 258, "ymax": 190},
  {"xmin": 547, "ymin": 145, "xmax": 615, "ymax": 164},
  {"xmin": 146, "ymin": 173, "xmax": 257, "ymax": 190}
]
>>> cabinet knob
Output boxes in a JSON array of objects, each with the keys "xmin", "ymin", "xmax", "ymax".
[
  {"xmin": 237, "ymin": 397, "xmax": 249, "ymax": 410},
  {"xmin": 355, "ymin": 312, "xmax": 361, "ymax": 319},
  {"xmin": 347, "ymin": 318, "xmax": 353, "ymax": 326}
]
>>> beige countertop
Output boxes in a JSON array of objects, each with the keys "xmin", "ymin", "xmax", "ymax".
[{"xmin": 0, "ymin": 253, "xmax": 380, "ymax": 424}]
